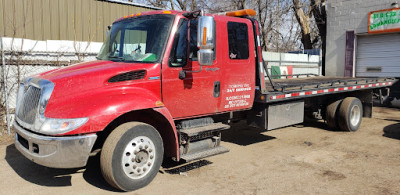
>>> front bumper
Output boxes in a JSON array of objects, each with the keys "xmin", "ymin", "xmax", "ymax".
[{"xmin": 14, "ymin": 121, "xmax": 97, "ymax": 168}]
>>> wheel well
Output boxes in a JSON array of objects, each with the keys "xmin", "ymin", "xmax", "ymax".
[{"xmin": 93, "ymin": 109, "xmax": 178, "ymax": 159}]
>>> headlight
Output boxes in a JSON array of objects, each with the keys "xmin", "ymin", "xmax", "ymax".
[{"xmin": 40, "ymin": 117, "xmax": 88, "ymax": 135}]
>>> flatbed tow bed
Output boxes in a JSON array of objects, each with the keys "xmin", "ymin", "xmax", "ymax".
[
  {"xmin": 260, "ymin": 76, "xmax": 396, "ymax": 103},
  {"xmin": 249, "ymin": 68, "xmax": 397, "ymax": 131}
]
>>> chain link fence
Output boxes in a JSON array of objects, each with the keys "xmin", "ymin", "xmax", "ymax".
[{"xmin": 0, "ymin": 50, "xmax": 98, "ymax": 134}]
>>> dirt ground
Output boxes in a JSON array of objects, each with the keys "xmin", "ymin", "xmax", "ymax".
[{"xmin": 0, "ymin": 106, "xmax": 399, "ymax": 194}]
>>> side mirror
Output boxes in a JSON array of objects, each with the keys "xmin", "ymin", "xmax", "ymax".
[{"xmin": 197, "ymin": 16, "xmax": 215, "ymax": 66}]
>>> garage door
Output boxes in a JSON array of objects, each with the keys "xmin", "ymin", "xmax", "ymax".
[{"xmin": 356, "ymin": 33, "xmax": 400, "ymax": 77}]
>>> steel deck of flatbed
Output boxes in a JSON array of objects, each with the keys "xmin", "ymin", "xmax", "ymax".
[{"xmin": 259, "ymin": 76, "xmax": 396, "ymax": 103}]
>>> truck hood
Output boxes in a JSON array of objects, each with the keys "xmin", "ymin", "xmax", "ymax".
[{"xmin": 36, "ymin": 60, "xmax": 159, "ymax": 99}]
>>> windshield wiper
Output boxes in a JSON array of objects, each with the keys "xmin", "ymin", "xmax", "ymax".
[{"xmin": 107, "ymin": 55, "xmax": 125, "ymax": 61}]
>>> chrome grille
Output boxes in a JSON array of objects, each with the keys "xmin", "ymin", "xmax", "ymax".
[{"xmin": 17, "ymin": 86, "xmax": 42, "ymax": 124}]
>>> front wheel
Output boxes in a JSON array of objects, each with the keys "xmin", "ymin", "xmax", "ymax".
[{"xmin": 100, "ymin": 122, "xmax": 163, "ymax": 191}]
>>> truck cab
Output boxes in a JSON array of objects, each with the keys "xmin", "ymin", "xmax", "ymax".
[{"xmin": 13, "ymin": 10, "xmax": 261, "ymax": 191}]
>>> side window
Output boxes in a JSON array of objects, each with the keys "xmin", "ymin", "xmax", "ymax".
[
  {"xmin": 227, "ymin": 22, "xmax": 249, "ymax": 60},
  {"xmin": 169, "ymin": 19, "xmax": 188, "ymax": 67},
  {"xmin": 189, "ymin": 19, "xmax": 198, "ymax": 60}
]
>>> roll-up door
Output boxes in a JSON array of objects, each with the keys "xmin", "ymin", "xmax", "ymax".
[{"xmin": 356, "ymin": 33, "xmax": 400, "ymax": 77}]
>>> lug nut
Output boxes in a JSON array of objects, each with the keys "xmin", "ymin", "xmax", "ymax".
[
  {"xmin": 145, "ymin": 145, "xmax": 148, "ymax": 149},
  {"xmin": 133, "ymin": 165, "xmax": 137, "ymax": 169},
  {"xmin": 139, "ymin": 145, "xmax": 143, "ymax": 149},
  {"xmin": 137, "ymin": 168, "xmax": 141, "ymax": 172},
  {"xmin": 149, "ymin": 149, "xmax": 153, "ymax": 153},
  {"xmin": 150, "ymin": 155, "xmax": 154, "ymax": 159},
  {"xmin": 143, "ymin": 167, "xmax": 147, "ymax": 172},
  {"xmin": 148, "ymin": 162, "xmax": 151, "ymax": 166}
]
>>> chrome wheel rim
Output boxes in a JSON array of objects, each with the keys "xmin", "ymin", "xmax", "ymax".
[
  {"xmin": 121, "ymin": 136, "xmax": 156, "ymax": 179},
  {"xmin": 350, "ymin": 105, "xmax": 361, "ymax": 127}
]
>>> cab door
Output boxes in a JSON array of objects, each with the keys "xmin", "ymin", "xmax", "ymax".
[
  {"xmin": 218, "ymin": 19, "xmax": 256, "ymax": 112},
  {"xmin": 162, "ymin": 18, "xmax": 221, "ymax": 119}
]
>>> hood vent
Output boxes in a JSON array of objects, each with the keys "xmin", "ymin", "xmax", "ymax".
[{"xmin": 108, "ymin": 70, "xmax": 146, "ymax": 83}]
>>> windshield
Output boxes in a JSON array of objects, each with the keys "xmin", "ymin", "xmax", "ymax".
[{"xmin": 97, "ymin": 14, "xmax": 174, "ymax": 63}]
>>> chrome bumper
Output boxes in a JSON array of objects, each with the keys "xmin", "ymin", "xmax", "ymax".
[{"xmin": 14, "ymin": 121, "xmax": 97, "ymax": 168}]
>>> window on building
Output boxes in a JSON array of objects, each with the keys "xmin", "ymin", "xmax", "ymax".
[{"xmin": 227, "ymin": 22, "xmax": 249, "ymax": 60}]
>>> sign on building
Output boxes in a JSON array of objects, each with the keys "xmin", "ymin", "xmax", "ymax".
[{"xmin": 369, "ymin": 8, "xmax": 400, "ymax": 33}]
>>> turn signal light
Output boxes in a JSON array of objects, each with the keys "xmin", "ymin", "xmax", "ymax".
[
  {"xmin": 202, "ymin": 27, "xmax": 207, "ymax": 46},
  {"xmin": 225, "ymin": 9, "xmax": 256, "ymax": 17}
]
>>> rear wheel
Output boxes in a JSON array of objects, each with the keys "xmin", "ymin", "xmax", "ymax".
[
  {"xmin": 325, "ymin": 99, "xmax": 342, "ymax": 130},
  {"xmin": 338, "ymin": 97, "xmax": 363, "ymax": 132},
  {"xmin": 100, "ymin": 122, "xmax": 163, "ymax": 191}
]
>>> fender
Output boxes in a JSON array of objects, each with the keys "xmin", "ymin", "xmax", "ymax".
[
  {"xmin": 46, "ymin": 86, "xmax": 162, "ymax": 135},
  {"xmin": 153, "ymin": 107, "xmax": 180, "ymax": 160}
]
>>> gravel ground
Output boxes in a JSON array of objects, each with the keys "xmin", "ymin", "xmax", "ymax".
[{"xmin": 0, "ymin": 106, "xmax": 399, "ymax": 194}]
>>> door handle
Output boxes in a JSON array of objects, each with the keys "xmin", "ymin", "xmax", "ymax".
[{"xmin": 214, "ymin": 81, "xmax": 220, "ymax": 98}]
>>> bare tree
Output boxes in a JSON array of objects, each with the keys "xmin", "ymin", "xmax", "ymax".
[
  {"xmin": 292, "ymin": 0, "xmax": 313, "ymax": 49},
  {"xmin": 146, "ymin": 0, "xmax": 194, "ymax": 10},
  {"xmin": 72, "ymin": 14, "xmax": 101, "ymax": 62},
  {"xmin": 142, "ymin": 0, "xmax": 302, "ymax": 52},
  {"xmin": 292, "ymin": 0, "xmax": 326, "ymax": 50},
  {"xmin": 190, "ymin": 0, "xmax": 198, "ymax": 11},
  {"xmin": 251, "ymin": 0, "xmax": 298, "ymax": 52}
]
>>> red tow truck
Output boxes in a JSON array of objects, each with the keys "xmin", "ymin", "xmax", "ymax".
[{"xmin": 13, "ymin": 9, "xmax": 396, "ymax": 191}]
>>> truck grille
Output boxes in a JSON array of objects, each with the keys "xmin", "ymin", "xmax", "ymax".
[{"xmin": 17, "ymin": 85, "xmax": 41, "ymax": 124}]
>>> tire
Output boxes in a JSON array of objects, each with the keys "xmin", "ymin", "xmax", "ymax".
[
  {"xmin": 325, "ymin": 99, "xmax": 342, "ymax": 130},
  {"xmin": 338, "ymin": 97, "xmax": 363, "ymax": 132},
  {"xmin": 100, "ymin": 122, "xmax": 164, "ymax": 191}
]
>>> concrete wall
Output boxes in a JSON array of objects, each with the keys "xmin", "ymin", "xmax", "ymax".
[{"xmin": 326, "ymin": 0, "xmax": 396, "ymax": 76}]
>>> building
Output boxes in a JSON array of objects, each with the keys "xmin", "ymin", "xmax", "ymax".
[
  {"xmin": 326, "ymin": 0, "xmax": 400, "ymax": 79},
  {"xmin": 0, "ymin": 0, "xmax": 159, "ymax": 52}
]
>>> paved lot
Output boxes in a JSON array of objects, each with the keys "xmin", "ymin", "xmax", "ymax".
[{"xmin": 1, "ymin": 107, "xmax": 399, "ymax": 194}]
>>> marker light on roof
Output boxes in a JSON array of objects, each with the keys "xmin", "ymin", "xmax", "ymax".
[{"xmin": 225, "ymin": 9, "xmax": 256, "ymax": 17}]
